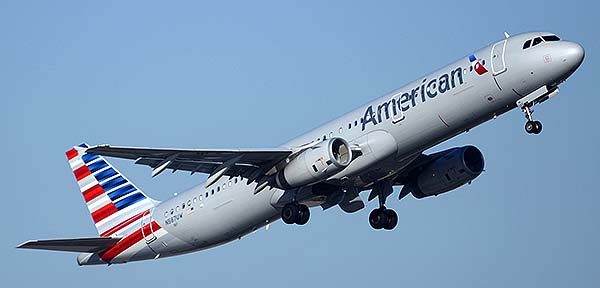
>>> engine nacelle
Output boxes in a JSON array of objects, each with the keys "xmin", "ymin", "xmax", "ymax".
[
  {"xmin": 276, "ymin": 137, "xmax": 352, "ymax": 188},
  {"xmin": 412, "ymin": 146, "xmax": 484, "ymax": 199}
]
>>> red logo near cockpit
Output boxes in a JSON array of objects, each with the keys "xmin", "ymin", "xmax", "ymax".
[{"xmin": 468, "ymin": 54, "xmax": 488, "ymax": 75}]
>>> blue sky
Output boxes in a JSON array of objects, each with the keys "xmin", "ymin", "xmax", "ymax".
[{"xmin": 2, "ymin": 1, "xmax": 598, "ymax": 287}]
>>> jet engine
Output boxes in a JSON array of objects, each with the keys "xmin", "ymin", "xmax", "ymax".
[
  {"xmin": 410, "ymin": 146, "xmax": 484, "ymax": 199},
  {"xmin": 276, "ymin": 137, "xmax": 352, "ymax": 188}
]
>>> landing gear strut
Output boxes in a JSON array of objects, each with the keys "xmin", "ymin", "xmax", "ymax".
[
  {"xmin": 522, "ymin": 105, "xmax": 542, "ymax": 134},
  {"xmin": 281, "ymin": 203, "xmax": 310, "ymax": 225},
  {"xmin": 368, "ymin": 180, "xmax": 398, "ymax": 230}
]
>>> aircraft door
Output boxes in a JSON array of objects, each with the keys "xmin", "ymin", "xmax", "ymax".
[
  {"xmin": 491, "ymin": 40, "xmax": 507, "ymax": 76},
  {"xmin": 141, "ymin": 209, "xmax": 157, "ymax": 244}
]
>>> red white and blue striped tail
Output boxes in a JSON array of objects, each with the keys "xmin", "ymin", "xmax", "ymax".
[{"xmin": 66, "ymin": 143, "xmax": 158, "ymax": 238}]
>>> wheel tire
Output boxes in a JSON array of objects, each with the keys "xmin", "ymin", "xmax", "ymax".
[
  {"xmin": 533, "ymin": 121, "xmax": 542, "ymax": 134},
  {"xmin": 369, "ymin": 208, "xmax": 387, "ymax": 230},
  {"xmin": 525, "ymin": 121, "xmax": 536, "ymax": 134},
  {"xmin": 281, "ymin": 204, "xmax": 299, "ymax": 225},
  {"xmin": 296, "ymin": 204, "xmax": 310, "ymax": 225},
  {"xmin": 383, "ymin": 209, "xmax": 398, "ymax": 230}
]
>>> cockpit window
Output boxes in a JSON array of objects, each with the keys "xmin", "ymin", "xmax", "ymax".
[
  {"xmin": 542, "ymin": 35, "xmax": 560, "ymax": 42},
  {"xmin": 523, "ymin": 35, "xmax": 560, "ymax": 50}
]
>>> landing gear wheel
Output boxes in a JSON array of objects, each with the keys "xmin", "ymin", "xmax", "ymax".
[
  {"xmin": 369, "ymin": 208, "xmax": 388, "ymax": 230},
  {"xmin": 525, "ymin": 121, "xmax": 536, "ymax": 134},
  {"xmin": 533, "ymin": 121, "xmax": 542, "ymax": 134},
  {"xmin": 281, "ymin": 204, "xmax": 299, "ymax": 224},
  {"xmin": 522, "ymin": 105, "xmax": 543, "ymax": 135},
  {"xmin": 383, "ymin": 209, "xmax": 398, "ymax": 230},
  {"xmin": 296, "ymin": 204, "xmax": 310, "ymax": 225}
]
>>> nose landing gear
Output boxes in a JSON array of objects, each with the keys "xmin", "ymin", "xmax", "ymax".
[
  {"xmin": 516, "ymin": 86, "xmax": 560, "ymax": 135},
  {"xmin": 523, "ymin": 106, "xmax": 542, "ymax": 134}
]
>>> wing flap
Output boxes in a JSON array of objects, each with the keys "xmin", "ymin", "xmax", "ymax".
[{"xmin": 17, "ymin": 237, "xmax": 121, "ymax": 253}]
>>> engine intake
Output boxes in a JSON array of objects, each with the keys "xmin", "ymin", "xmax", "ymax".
[
  {"xmin": 411, "ymin": 145, "xmax": 484, "ymax": 199},
  {"xmin": 276, "ymin": 137, "xmax": 352, "ymax": 188}
]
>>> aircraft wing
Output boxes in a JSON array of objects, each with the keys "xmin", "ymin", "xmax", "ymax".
[
  {"xmin": 17, "ymin": 237, "xmax": 121, "ymax": 253},
  {"xmin": 86, "ymin": 145, "xmax": 293, "ymax": 185}
]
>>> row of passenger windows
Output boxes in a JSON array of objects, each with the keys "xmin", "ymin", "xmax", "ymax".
[
  {"xmin": 164, "ymin": 176, "xmax": 242, "ymax": 218},
  {"xmin": 314, "ymin": 118, "xmax": 364, "ymax": 142},
  {"xmin": 522, "ymin": 35, "xmax": 560, "ymax": 50}
]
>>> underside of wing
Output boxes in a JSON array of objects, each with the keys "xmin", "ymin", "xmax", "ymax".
[{"xmin": 17, "ymin": 237, "xmax": 121, "ymax": 253}]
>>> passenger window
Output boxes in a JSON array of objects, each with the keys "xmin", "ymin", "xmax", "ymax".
[
  {"xmin": 542, "ymin": 35, "xmax": 560, "ymax": 42},
  {"xmin": 523, "ymin": 39, "xmax": 532, "ymax": 49},
  {"xmin": 182, "ymin": 203, "xmax": 185, "ymax": 209},
  {"xmin": 176, "ymin": 206, "xmax": 180, "ymax": 212},
  {"xmin": 164, "ymin": 211, "xmax": 168, "ymax": 218},
  {"xmin": 339, "ymin": 127, "xmax": 343, "ymax": 134},
  {"xmin": 228, "ymin": 181, "xmax": 232, "ymax": 187},
  {"xmin": 199, "ymin": 195, "xmax": 203, "ymax": 201},
  {"xmin": 193, "ymin": 197, "xmax": 197, "ymax": 203},
  {"xmin": 170, "ymin": 209, "xmax": 174, "ymax": 215},
  {"xmin": 188, "ymin": 200, "xmax": 192, "ymax": 207},
  {"xmin": 234, "ymin": 178, "xmax": 238, "ymax": 184},
  {"xmin": 205, "ymin": 192, "xmax": 209, "ymax": 197},
  {"xmin": 532, "ymin": 37, "xmax": 543, "ymax": 47},
  {"xmin": 354, "ymin": 120, "xmax": 358, "ymax": 126}
]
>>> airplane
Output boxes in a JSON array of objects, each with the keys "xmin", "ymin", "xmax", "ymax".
[{"xmin": 18, "ymin": 31, "xmax": 584, "ymax": 265}]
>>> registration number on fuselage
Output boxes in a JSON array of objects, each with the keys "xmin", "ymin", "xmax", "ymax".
[{"xmin": 165, "ymin": 213, "xmax": 183, "ymax": 226}]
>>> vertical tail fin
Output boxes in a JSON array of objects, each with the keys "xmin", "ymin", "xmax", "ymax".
[{"xmin": 66, "ymin": 144, "xmax": 158, "ymax": 237}]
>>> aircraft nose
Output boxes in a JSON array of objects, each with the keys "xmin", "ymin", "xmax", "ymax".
[{"xmin": 562, "ymin": 41, "xmax": 585, "ymax": 71}]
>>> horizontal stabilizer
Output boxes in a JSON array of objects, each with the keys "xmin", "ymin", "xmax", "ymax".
[{"xmin": 17, "ymin": 237, "xmax": 120, "ymax": 253}]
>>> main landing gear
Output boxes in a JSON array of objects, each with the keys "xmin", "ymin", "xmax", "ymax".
[
  {"xmin": 281, "ymin": 203, "xmax": 310, "ymax": 225},
  {"xmin": 522, "ymin": 105, "xmax": 542, "ymax": 134},
  {"xmin": 368, "ymin": 180, "xmax": 398, "ymax": 230},
  {"xmin": 369, "ymin": 207, "xmax": 398, "ymax": 230}
]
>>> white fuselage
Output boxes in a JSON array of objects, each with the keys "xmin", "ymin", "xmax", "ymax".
[{"xmin": 97, "ymin": 32, "xmax": 583, "ymax": 264}]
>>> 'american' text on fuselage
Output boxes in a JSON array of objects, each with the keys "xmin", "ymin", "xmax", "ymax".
[{"xmin": 362, "ymin": 66, "xmax": 465, "ymax": 130}]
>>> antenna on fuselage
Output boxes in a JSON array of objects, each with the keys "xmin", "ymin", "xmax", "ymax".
[{"xmin": 504, "ymin": 31, "xmax": 510, "ymax": 38}]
